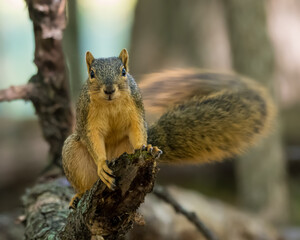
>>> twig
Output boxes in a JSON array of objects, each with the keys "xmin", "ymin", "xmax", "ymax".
[
  {"xmin": 0, "ymin": 83, "xmax": 34, "ymax": 102},
  {"xmin": 153, "ymin": 185, "xmax": 219, "ymax": 240}
]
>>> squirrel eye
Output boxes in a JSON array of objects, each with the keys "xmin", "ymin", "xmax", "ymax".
[
  {"xmin": 90, "ymin": 70, "xmax": 95, "ymax": 79},
  {"xmin": 122, "ymin": 67, "xmax": 126, "ymax": 77}
]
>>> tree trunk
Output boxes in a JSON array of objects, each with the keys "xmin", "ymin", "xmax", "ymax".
[
  {"xmin": 130, "ymin": 0, "xmax": 231, "ymax": 77},
  {"xmin": 26, "ymin": 0, "xmax": 73, "ymax": 168},
  {"xmin": 223, "ymin": 0, "xmax": 289, "ymax": 224},
  {"xmin": 63, "ymin": 0, "xmax": 82, "ymax": 100}
]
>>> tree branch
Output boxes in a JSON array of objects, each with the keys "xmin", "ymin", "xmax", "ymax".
[
  {"xmin": 22, "ymin": 150, "xmax": 158, "ymax": 240},
  {"xmin": 25, "ymin": 0, "xmax": 73, "ymax": 167},
  {"xmin": 0, "ymin": 1, "xmax": 73, "ymax": 168},
  {"xmin": 153, "ymin": 185, "xmax": 219, "ymax": 240},
  {"xmin": 0, "ymin": 83, "xmax": 35, "ymax": 102}
]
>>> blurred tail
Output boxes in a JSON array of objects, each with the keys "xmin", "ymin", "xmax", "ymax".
[{"xmin": 139, "ymin": 69, "xmax": 275, "ymax": 164}]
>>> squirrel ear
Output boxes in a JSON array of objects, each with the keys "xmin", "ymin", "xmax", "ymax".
[
  {"xmin": 119, "ymin": 48, "xmax": 129, "ymax": 72},
  {"xmin": 86, "ymin": 51, "xmax": 95, "ymax": 71}
]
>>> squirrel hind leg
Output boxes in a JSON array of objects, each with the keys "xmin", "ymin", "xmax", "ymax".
[{"xmin": 62, "ymin": 134, "xmax": 99, "ymax": 195}]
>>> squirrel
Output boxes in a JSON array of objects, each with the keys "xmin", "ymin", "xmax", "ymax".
[
  {"xmin": 62, "ymin": 49, "xmax": 161, "ymax": 208},
  {"xmin": 62, "ymin": 49, "xmax": 275, "ymax": 209}
]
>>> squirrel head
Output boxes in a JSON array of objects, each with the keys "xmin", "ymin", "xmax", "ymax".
[{"xmin": 85, "ymin": 49, "xmax": 130, "ymax": 102}]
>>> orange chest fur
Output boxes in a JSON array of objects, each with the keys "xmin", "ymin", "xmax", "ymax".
[{"xmin": 87, "ymin": 95, "xmax": 140, "ymax": 142}]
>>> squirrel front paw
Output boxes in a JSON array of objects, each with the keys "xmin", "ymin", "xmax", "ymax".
[
  {"xmin": 98, "ymin": 161, "xmax": 116, "ymax": 190},
  {"xmin": 141, "ymin": 144, "xmax": 163, "ymax": 159}
]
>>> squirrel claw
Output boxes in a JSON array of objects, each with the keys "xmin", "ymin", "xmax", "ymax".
[
  {"xmin": 98, "ymin": 162, "xmax": 116, "ymax": 190},
  {"xmin": 69, "ymin": 198, "xmax": 79, "ymax": 210},
  {"xmin": 69, "ymin": 193, "xmax": 82, "ymax": 210},
  {"xmin": 147, "ymin": 144, "xmax": 153, "ymax": 153},
  {"xmin": 135, "ymin": 144, "xmax": 147, "ymax": 154},
  {"xmin": 153, "ymin": 147, "xmax": 163, "ymax": 159},
  {"xmin": 147, "ymin": 144, "xmax": 163, "ymax": 159},
  {"xmin": 99, "ymin": 170, "xmax": 116, "ymax": 190},
  {"xmin": 104, "ymin": 169, "xmax": 115, "ymax": 178},
  {"xmin": 155, "ymin": 149, "xmax": 163, "ymax": 159}
]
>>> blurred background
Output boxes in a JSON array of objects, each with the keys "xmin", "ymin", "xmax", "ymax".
[{"xmin": 0, "ymin": 0, "xmax": 300, "ymax": 234}]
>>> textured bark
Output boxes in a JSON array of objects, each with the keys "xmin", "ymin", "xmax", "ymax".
[
  {"xmin": 22, "ymin": 150, "xmax": 157, "ymax": 240},
  {"xmin": 223, "ymin": 0, "xmax": 289, "ymax": 223},
  {"xmin": 25, "ymin": 0, "xmax": 73, "ymax": 167},
  {"xmin": 22, "ymin": 177, "xmax": 71, "ymax": 239}
]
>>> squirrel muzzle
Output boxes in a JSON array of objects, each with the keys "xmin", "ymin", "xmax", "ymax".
[{"xmin": 103, "ymin": 84, "xmax": 118, "ymax": 101}]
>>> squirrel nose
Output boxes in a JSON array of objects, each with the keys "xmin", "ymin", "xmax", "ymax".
[{"xmin": 104, "ymin": 87, "xmax": 116, "ymax": 95}]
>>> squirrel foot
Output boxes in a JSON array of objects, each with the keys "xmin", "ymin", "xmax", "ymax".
[
  {"xmin": 143, "ymin": 144, "xmax": 163, "ymax": 159},
  {"xmin": 98, "ymin": 161, "xmax": 116, "ymax": 190},
  {"xmin": 69, "ymin": 193, "xmax": 83, "ymax": 210}
]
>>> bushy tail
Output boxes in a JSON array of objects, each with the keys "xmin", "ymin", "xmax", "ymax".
[{"xmin": 139, "ymin": 69, "xmax": 275, "ymax": 164}]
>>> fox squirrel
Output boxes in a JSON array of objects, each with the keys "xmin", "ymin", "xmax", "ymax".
[
  {"xmin": 62, "ymin": 49, "xmax": 275, "ymax": 208},
  {"xmin": 62, "ymin": 49, "xmax": 161, "ymax": 208}
]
